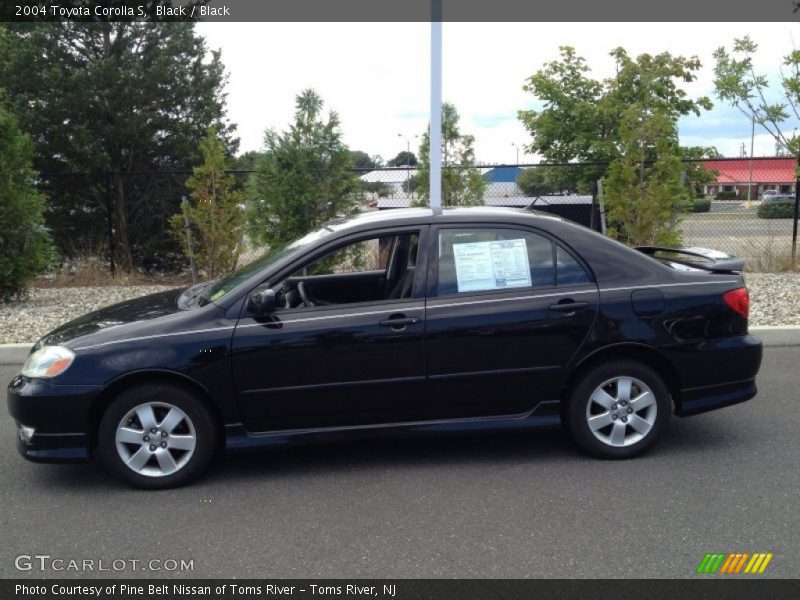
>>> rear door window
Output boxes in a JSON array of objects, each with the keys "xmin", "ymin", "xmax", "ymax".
[
  {"xmin": 436, "ymin": 228, "xmax": 554, "ymax": 296},
  {"xmin": 556, "ymin": 245, "xmax": 590, "ymax": 285}
]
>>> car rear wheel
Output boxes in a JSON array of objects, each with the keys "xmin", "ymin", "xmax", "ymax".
[
  {"xmin": 566, "ymin": 360, "xmax": 671, "ymax": 459},
  {"xmin": 98, "ymin": 384, "xmax": 217, "ymax": 489}
]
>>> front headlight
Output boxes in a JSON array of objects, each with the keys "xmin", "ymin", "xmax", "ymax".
[{"xmin": 21, "ymin": 346, "xmax": 76, "ymax": 379}]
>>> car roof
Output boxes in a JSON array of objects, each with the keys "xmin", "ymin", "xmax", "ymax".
[{"xmin": 325, "ymin": 206, "xmax": 562, "ymax": 233}]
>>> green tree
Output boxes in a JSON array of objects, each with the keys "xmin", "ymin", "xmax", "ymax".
[
  {"xmin": 230, "ymin": 151, "xmax": 266, "ymax": 172},
  {"xmin": 415, "ymin": 103, "xmax": 485, "ymax": 207},
  {"xmin": 518, "ymin": 46, "xmax": 712, "ymax": 190},
  {"xmin": 387, "ymin": 151, "xmax": 418, "ymax": 167},
  {"xmin": 246, "ymin": 89, "xmax": 358, "ymax": 247},
  {"xmin": 603, "ymin": 106, "xmax": 689, "ymax": 246},
  {"xmin": 520, "ymin": 46, "xmax": 711, "ymax": 243},
  {"xmin": 519, "ymin": 47, "xmax": 608, "ymax": 166},
  {"xmin": 0, "ymin": 21, "xmax": 235, "ymax": 272},
  {"xmin": 681, "ymin": 146, "xmax": 720, "ymax": 198},
  {"xmin": 349, "ymin": 150, "xmax": 383, "ymax": 170},
  {"xmin": 713, "ymin": 36, "xmax": 800, "ymax": 157},
  {"xmin": 0, "ymin": 100, "xmax": 54, "ymax": 301},
  {"xmin": 170, "ymin": 128, "xmax": 244, "ymax": 279}
]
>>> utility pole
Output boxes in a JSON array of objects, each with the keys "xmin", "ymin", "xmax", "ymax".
[
  {"xmin": 747, "ymin": 114, "xmax": 754, "ymax": 207},
  {"xmin": 398, "ymin": 133, "xmax": 416, "ymax": 197}
]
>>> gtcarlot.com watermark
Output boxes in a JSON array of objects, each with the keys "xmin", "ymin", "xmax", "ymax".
[{"xmin": 15, "ymin": 554, "xmax": 194, "ymax": 572}]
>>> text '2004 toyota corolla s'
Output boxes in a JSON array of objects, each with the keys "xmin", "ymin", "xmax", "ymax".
[{"xmin": 8, "ymin": 207, "xmax": 762, "ymax": 488}]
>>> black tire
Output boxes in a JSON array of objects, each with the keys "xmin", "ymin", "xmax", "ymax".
[
  {"xmin": 565, "ymin": 360, "xmax": 671, "ymax": 459},
  {"xmin": 97, "ymin": 383, "xmax": 218, "ymax": 489}
]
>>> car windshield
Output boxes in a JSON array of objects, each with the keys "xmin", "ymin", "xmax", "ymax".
[{"xmin": 192, "ymin": 227, "xmax": 332, "ymax": 306}]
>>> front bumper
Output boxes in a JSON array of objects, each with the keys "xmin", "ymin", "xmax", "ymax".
[{"xmin": 7, "ymin": 375, "xmax": 101, "ymax": 463}]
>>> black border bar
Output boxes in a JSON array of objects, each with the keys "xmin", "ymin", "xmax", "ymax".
[
  {"xmin": 3, "ymin": 579, "xmax": 800, "ymax": 600},
  {"xmin": 3, "ymin": 0, "xmax": 799, "ymax": 23}
]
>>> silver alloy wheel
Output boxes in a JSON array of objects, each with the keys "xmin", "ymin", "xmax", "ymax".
[
  {"xmin": 115, "ymin": 401, "xmax": 197, "ymax": 478},
  {"xmin": 585, "ymin": 376, "xmax": 657, "ymax": 448}
]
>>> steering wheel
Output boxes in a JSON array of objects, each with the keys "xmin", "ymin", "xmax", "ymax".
[{"xmin": 297, "ymin": 281, "xmax": 313, "ymax": 307}]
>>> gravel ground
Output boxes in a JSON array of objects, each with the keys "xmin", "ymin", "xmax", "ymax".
[
  {"xmin": 0, "ymin": 285, "xmax": 177, "ymax": 344},
  {"xmin": 745, "ymin": 272, "xmax": 800, "ymax": 327},
  {"xmin": 0, "ymin": 275, "xmax": 798, "ymax": 344}
]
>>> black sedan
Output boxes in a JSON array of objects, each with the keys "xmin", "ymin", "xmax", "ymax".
[{"xmin": 8, "ymin": 207, "xmax": 763, "ymax": 488}]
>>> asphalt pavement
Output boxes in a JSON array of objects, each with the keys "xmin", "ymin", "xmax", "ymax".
[{"xmin": 1, "ymin": 348, "xmax": 799, "ymax": 579}]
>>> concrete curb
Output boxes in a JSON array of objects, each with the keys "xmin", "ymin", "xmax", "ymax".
[
  {"xmin": 749, "ymin": 326, "xmax": 800, "ymax": 348},
  {"xmin": 0, "ymin": 344, "xmax": 31, "ymax": 365},
  {"xmin": 1, "ymin": 327, "xmax": 799, "ymax": 365}
]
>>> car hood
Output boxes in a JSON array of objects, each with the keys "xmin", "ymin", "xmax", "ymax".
[{"xmin": 37, "ymin": 287, "xmax": 189, "ymax": 348}]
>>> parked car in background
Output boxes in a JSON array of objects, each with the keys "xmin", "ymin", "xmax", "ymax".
[
  {"xmin": 8, "ymin": 207, "xmax": 763, "ymax": 488},
  {"xmin": 762, "ymin": 193, "xmax": 794, "ymax": 203},
  {"xmin": 761, "ymin": 189, "xmax": 779, "ymax": 201}
]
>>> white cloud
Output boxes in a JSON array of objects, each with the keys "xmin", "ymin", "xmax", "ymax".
[{"xmin": 197, "ymin": 22, "xmax": 800, "ymax": 163}]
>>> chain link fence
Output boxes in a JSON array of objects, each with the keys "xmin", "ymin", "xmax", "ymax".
[
  {"xmin": 37, "ymin": 158, "xmax": 800, "ymax": 280},
  {"xmin": 680, "ymin": 157, "xmax": 799, "ymax": 271}
]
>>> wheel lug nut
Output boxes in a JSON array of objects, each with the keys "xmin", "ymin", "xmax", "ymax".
[
  {"xmin": 621, "ymin": 416, "xmax": 628, "ymax": 423},
  {"xmin": 612, "ymin": 404, "xmax": 618, "ymax": 410},
  {"xmin": 161, "ymin": 431, "xmax": 167, "ymax": 437},
  {"xmin": 143, "ymin": 436, "xmax": 150, "ymax": 442},
  {"xmin": 161, "ymin": 442, "xmax": 167, "ymax": 448},
  {"xmin": 612, "ymin": 414, "xmax": 618, "ymax": 420},
  {"xmin": 149, "ymin": 444, "xmax": 157, "ymax": 451},
  {"xmin": 151, "ymin": 428, "xmax": 157, "ymax": 434},
  {"xmin": 627, "ymin": 408, "xmax": 633, "ymax": 414}
]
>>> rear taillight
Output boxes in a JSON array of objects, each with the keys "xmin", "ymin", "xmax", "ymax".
[{"xmin": 723, "ymin": 288, "xmax": 750, "ymax": 318}]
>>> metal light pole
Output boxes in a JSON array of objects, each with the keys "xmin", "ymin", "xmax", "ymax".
[
  {"xmin": 429, "ymin": 0, "xmax": 442, "ymax": 213},
  {"xmin": 512, "ymin": 142, "xmax": 520, "ymax": 165}
]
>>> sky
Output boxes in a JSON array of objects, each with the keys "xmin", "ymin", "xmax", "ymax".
[{"xmin": 196, "ymin": 22, "xmax": 800, "ymax": 164}]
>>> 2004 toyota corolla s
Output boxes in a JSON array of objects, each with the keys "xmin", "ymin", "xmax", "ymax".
[{"xmin": 8, "ymin": 207, "xmax": 762, "ymax": 488}]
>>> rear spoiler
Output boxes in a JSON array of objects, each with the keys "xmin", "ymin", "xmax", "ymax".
[{"xmin": 634, "ymin": 246, "xmax": 744, "ymax": 273}]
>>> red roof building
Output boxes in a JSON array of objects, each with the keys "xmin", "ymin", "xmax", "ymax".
[{"xmin": 702, "ymin": 157, "xmax": 797, "ymax": 197}]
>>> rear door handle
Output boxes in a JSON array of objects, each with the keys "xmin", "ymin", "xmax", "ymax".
[
  {"xmin": 548, "ymin": 301, "xmax": 589, "ymax": 313},
  {"xmin": 379, "ymin": 316, "xmax": 420, "ymax": 329}
]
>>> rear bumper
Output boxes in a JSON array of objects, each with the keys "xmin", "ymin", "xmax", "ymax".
[
  {"xmin": 669, "ymin": 334, "xmax": 763, "ymax": 417},
  {"xmin": 677, "ymin": 378, "xmax": 757, "ymax": 416},
  {"xmin": 7, "ymin": 375, "xmax": 99, "ymax": 463}
]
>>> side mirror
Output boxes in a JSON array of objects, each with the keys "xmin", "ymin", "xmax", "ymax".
[{"xmin": 248, "ymin": 289, "xmax": 276, "ymax": 314}]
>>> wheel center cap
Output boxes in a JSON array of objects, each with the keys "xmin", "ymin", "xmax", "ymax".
[{"xmin": 146, "ymin": 429, "xmax": 164, "ymax": 448}]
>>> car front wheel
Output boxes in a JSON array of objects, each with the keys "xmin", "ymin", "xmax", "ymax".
[
  {"xmin": 98, "ymin": 384, "xmax": 218, "ymax": 489},
  {"xmin": 566, "ymin": 360, "xmax": 671, "ymax": 459}
]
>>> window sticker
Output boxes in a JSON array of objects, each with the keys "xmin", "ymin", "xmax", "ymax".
[{"xmin": 452, "ymin": 239, "xmax": 531, "ymax": 292}]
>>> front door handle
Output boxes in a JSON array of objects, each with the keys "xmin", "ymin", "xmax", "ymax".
[
  {"xmin": 548, "ymin": 301, "xmax": 589, "ymax": 315},
  {"xmin": 379, "ymin": 316, "xmax": 420, "ymax": 330}
]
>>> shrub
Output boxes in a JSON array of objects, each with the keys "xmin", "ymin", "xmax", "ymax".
[
  {"xmin": 361, "ymin": 181, "xmax": 392, "ymax": 198},
  {"xmin": 517, "ymin": 168, "xmax": 554, "ymax": 196},
  {"xmin": 170, "ymin": 128, "xmax": 245, "ymax": 279},
  {"xmin": 714, "ymin": 190, "xmax": 741, "ymax": 200},
  {"xmin": 691, "ymin": 198, "xmax": 712, "ymax": 213},
  {"xmin": 0, "ymin": 104, "xmax": 55, "ymax": 301},
  {"xmin": 757, "ymin": 200, "xmax": 797, "ymax": 219}
]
